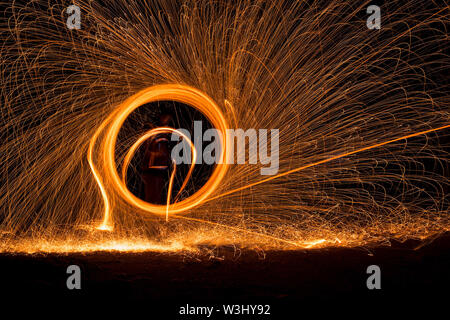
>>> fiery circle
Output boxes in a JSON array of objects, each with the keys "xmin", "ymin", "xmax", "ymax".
[{"xmin": 103, "ymin": 84, "xmax": 229, "ymax": 216}]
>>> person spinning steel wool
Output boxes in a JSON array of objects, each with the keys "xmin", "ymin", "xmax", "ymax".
[{"xmin": 141, "ymin": 113, "xmax": 174, "ymax": 204}]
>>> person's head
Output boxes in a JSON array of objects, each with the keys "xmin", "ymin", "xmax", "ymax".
[{"xmin": 159, "ymin": 113, "xmax": 173, "ymax": 126}]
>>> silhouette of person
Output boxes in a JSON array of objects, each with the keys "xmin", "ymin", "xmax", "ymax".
[{"xmin": 141, "ymin": 113, "xmax": 173, "ymax": 204}]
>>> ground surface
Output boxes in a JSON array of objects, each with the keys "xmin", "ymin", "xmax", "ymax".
[{"xmin": 1, "ymin": 233, "xmax": 450, "ymax": 316}]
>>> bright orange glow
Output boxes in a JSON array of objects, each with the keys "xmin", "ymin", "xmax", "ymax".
[
  {"xmin": 88, "ymin": 112, "xmax": 118, "ymax": 231},
  {"xmin": 89, "ymin": 84, "xmax": 229, "ymax": 228},
  {"xmin": 166, "ymin": 159, "xmax": 177, "ymax": 221}
]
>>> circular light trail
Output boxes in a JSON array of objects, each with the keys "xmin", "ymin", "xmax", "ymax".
[{"xmin": 90, "ymin": 84, "xmax": 229, "ymax": 228}]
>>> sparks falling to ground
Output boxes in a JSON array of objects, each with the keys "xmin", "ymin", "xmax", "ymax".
[{"xmin": 0, "ymin": 0, "xmax": 449, "ymax": 253}]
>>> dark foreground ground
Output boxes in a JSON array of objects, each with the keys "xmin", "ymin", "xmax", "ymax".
[{"xmin": 2, "ymin": 233, "xmax": 450, "ymax": 316}]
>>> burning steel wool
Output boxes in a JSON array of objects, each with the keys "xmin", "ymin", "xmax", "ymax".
[{"xmin": 0, "ymin": 0, "xmax": 449, "ymax": 253}]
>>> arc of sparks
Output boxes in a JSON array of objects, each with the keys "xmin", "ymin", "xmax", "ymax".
[
  {"xmin": 87, "ymin": 112, "xmax": 119, "ymax": 231},
  {"xmin": 88, "ymin": 84, "xmax": 229, "ymax": 230}
]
